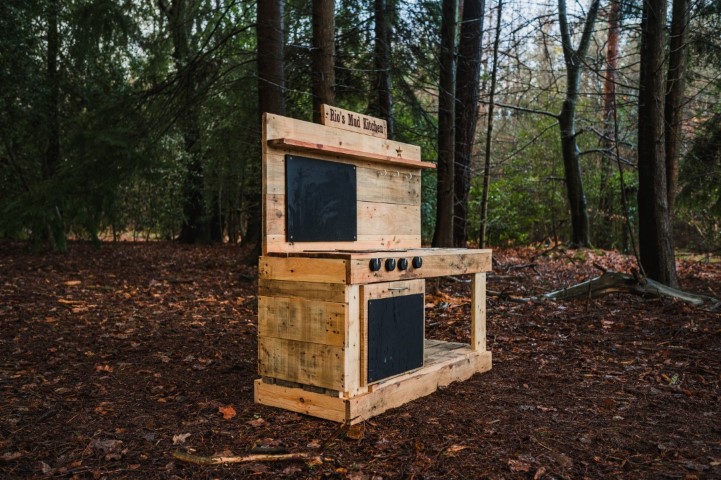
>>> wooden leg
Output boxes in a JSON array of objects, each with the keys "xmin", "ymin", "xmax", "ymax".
[
  {"xmin": 471, "ymin": 273, "xmax": 486, "ymax": 352},
  {"xmin": 344, "ymin": 285, "xmax": 361, "ymax": 395}
]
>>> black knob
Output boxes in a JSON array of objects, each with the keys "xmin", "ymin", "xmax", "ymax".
[
  {"xmin": 385, "ymin": 258, "xmax": 396, "ymax": 271},
  {"xmin": 369, "ymin": 258, "xmax": 382, "ymax": 272},
  {"xmin": 412, "ymin": 256, "xmax": 423, "ymax": 269},
  {"xmin": 397, "ymin": 258, "xmax": 409, "ymax": 270}
]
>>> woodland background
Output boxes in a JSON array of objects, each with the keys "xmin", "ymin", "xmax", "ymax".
[
  {"xmin": 2, "ymin": 0, "xmax": 720, "ymax": 271},
  {"xmin": 2, "ymin": 1, "xmax": 721, "ymax": 478}
]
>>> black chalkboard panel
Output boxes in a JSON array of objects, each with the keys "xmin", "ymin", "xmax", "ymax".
[
  {"xmin": 285, "ymin": 155, "xmax": 357, "ymax": 242},
  {"xmin": 367, "ymin": 293, "xmax": 424, "ymax": 383}
]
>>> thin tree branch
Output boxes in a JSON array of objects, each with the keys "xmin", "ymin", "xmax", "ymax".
[{"xmin": 478, "ymin": 100, "xmax": 559, "ymax": 119}]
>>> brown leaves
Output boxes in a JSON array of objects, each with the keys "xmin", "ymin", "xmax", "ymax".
[{"xmin": 218, "ymin": 405, "xmax": 236, "ymax": 420}]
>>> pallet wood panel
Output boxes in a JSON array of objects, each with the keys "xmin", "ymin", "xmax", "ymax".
[
  {"xmin": 258, "ymin": 279, "xmax": 348, "ymax": 303},
  {"xmin": 265, "ymin": 195, "xmax": 420, "ymax": 238},
  {"xmin": 348, "ymin": 250, "xmax": 491, "ymax": 284},
  {"xmin": 264, "ymin": 113, "xmax": 423, "ymax": 163},
  {"xmin": 259, "ymin": 256, "xmax": 348, "ymax": 284},
  {"xmin": 320, "ymin": 104, "xmax": 388, "ymax": 138},
  {"xmin": 258, "ymin": 337, "xmax": 345, "ymax": 391},
  {"xmin": 349, "ymin": 349, "xmax": 492, "ymax": 422},
  {"xmin": 471, "ymin": 273, "xmax": 487, "ymax": 352},
  {"xmin": 264, "ymin": 153, "xmax": 421, "ymax": 204},
  {"xmin": 254, "ymin": 342, "xmax": 492, "ymax": 424},
  {"xmin": 254, "ymin": 379, "xmax": 347, "ymax": 423},
  {"xmin": 264, "ymin": 235, "xmax": 421, "ymax": 254},
  {"xmin": 258, "ymin": 296, "xmax": 347, "ymax": 347},
  {"xmin": 343, "ymin": 285, "xmax": 361, "ymax": 395}
]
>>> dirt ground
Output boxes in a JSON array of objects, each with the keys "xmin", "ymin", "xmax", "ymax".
[{"xmin": 1, "ymin": 242, "xmax": 719, "ymax": 479}]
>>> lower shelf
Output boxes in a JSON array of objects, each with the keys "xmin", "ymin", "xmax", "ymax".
[{"xmin": 254, "ymin": 340, "xmax": 492, "ymax": 424}]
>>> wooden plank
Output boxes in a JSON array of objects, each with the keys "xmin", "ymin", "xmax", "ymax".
[
  {"xmin": 357, "ymin": 167, "xmax": 421, "ymax": 205},
  {"xmin": 264, "ymin": 235, "xmax": 422, "ymax": 254},
  {"xmin": 258, "ymin": 337, "xmax": 344, "ymax": 391},
  {"xmin": 259, "ymin": 256, "xmax": 348, "ymax": 284},
  {"xmin": 320, "ymin": 104, "xmax": 388, "ymax": 139},
  {"xmin": 258, "ymin": 296, "xmax": 346, "ymax": 347},
  {"xmin": 356, "ymin": 203, "xmax": 420, "ymax": 236},
  {"xmin": 349, "ymin": 349, "xmax": 492, "ymax": 423},
  {"xmin": 349, "ymin": 250, "xmax": 492, "ymax": 284},
  {"xmin": 254, "ymin": 379, "xmax": 347, "ymax": 423},
  {"xmin": 258, "ymin": 279, "xmax": 347, "ymax": 303},
  {"xmin": 265, "ymin": 112, "xmax": 422, "ymax": 160},
  {"xmin": 265, "ymin": 196, "xmax": 419, "ymax": 237},
  {"xmin": 264, "ymin": 152, "xmax": 421, "ymax": 204},
  {"xmin": 362, "ymin": 279, "xmax": 425, "ymax": 299},
  {"xmin": 471, "ymin": 273, "xmax": 487, "ymax": 352},
  {"xmin": 264, "ymin": 113, "xmax": 423, "ymax": 163},
  {"xmin": 268, "ymin": 138, "xmax": 435, "ymax": 170},
  {"xmin": 344, "ymin": 285, "xmax": 361, "ymax": 395}
]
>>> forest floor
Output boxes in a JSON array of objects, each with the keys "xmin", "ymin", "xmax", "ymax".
[{"xmin": 1, "ymin": 241, "xmax": 720, "ymax": 479}]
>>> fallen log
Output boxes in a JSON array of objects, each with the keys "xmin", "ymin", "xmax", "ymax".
[
  {"xmin": 173, "ymin": 451, "xmax": 322, "ymax": 466},
  {"xmin": 490, "ymin": 270, "xmax": 720, "ymax": 310}
]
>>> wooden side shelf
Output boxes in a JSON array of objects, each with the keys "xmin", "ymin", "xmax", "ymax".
[
  {"xmin": 255, "ymin": 340, "xmax": 492, "ymax": 424},
  {"xmin": 267, "ymin": 138, "xmax": 437, "ymax": 170}
]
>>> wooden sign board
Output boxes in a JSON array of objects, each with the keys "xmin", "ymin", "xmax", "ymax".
[{"xmin": 320, "ymin": 104, "xmax": 388, "ymax": 139}]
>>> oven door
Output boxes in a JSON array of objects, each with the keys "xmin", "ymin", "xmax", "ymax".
[{"xmin": 360, "ymin": 279, "xmax": 425, "ymax": 385}]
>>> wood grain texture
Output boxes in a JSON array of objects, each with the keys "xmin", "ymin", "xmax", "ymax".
[
  {"xmin": 471, "ymin": 273, "xmax": 487, "ymax": 352},
  {"xmin": 258, "ymin": 279, "xmax": 348, "ymax": 303},
  {"xmin": 258, "ymin": 296, "xmax": 346, "ymax": 347},
  {"xmin": 320, "ymin": 104, "xmax": 388, "ymax": 139},
  {"xmin": 258, "ymin": 337, "xmax": 345, "ymax": 390},
  {"xmin": 254, "ymin": 379, "xmax": 347, "ymax": 423},
  {"xmin": 259, "ymin": 256, "xmax": 348, "ymax": 283},
  {"xmin": 264, "ymin": 112, "xmax": 422, "ymax": 162}
]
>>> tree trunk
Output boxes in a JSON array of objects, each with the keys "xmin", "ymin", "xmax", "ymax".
[
  {"xmin": 664, "ymin": 0, "xmax": 690, "ymax": 218},
  {"xmin": 557, "ymin": 0, "xmax": 600, "ymax": 248},
  {"xmin": 258, "ymin": 0, "xmax": 286, "ymax": 117},
  {"xmin": 312, "ymin": 0, "xmax": 335, "ymax": 123},
  {"xmin": 597, "ymin": 0, "xmax": 620, "ymax": 249},
  {"xmin": 373, "ymin": 0, "xmax": 394, "ymax": 139},
  {"xmin": 432, "ymin": 0, "xmax": 457, "ymax": 248},
  {"xmin": 479, "ymin": 0, "xmax": 502, "ymax": 248},
  {"xmin": 637, "ymin": 0, "xmax": 679, "ymax": 287},
  {"xmin": 41, "ymin": 0, "xmax": 65, "ymax": 251},
  {"xmin": 160, "ymin": 0, "xmax": 210, "ymax": 244},
  {"xmin": 453, "ymin": 0, "xmax": 485, "ymax": 247},
  {"xmin": 247, "ymin": 0, "xmax": 286, "ymax": 261}
]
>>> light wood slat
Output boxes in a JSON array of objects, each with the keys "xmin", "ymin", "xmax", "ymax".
[
  {"xmin": 264, "ymin": 154, "xmax": 421, "ymax": 204},
  {"xmin": 254, "ymin": 379, "xmax": 347, "ymax": 423},
  {"xmin": 258, "ymin": 296, "xmax": 346, "ymax": 347},
  {"xmin": 265, "ymin": 196, "xmax": 419, "ymax": 237},
  {"xmin": 348, "ymin": 250, "xmax": 492, "ymax": 284},
  {"xmin": 320, "ymin": 104, "xmax": 388, "ymax": 139},
  {"xmin": 344, "ymin": 285, "xmax": 361, "ymax": 394},
  {"xmin": 258, "ymin": 279, "xmax": 348, "ymax": 303},
  {"xmin": 259, "ymin": 256, "xmax": 348, "ymax": 284},
  {"xmin": 264, "ymin": 235, "xmax": 421, "ymax": 254},
  {"xmin": 350, "ymin": 350, "xmax": 492, "ymax": 422},
  {"xmin": 268, "ymin": 138, "xmax": 435, "ymax": 170},
  {"xmin": 258, "ymin": 337, "xmax": 345, "ymax": 391},
  {"xmin": 357, "ymin": 203, "xmax": 420, "ymax": 236},
  {"xmin": 264, "ymin": 112, "xmax": 423, "ymax": 163},
  {"xmin": 471, "ymin": 273, "xmax": 487, "ymax": 352}
]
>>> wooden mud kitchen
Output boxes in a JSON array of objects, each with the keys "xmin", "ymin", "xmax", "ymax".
[{"xmin": 254, "ymin": 106, "xmax": 492, "ymax": 424}]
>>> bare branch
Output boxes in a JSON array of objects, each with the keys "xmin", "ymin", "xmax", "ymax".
[{"xmin": 478, "ymin": 100, "xmax": 559, "ymax": 119}]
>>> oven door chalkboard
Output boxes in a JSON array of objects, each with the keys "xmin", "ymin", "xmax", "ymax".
[
  {"xmin": 285, "ymin": 155, "xmax": 357, "ymax": 242},
  {"xmin": 367, "ymin": 293, "xmax": 424, "ymax": 383}
]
